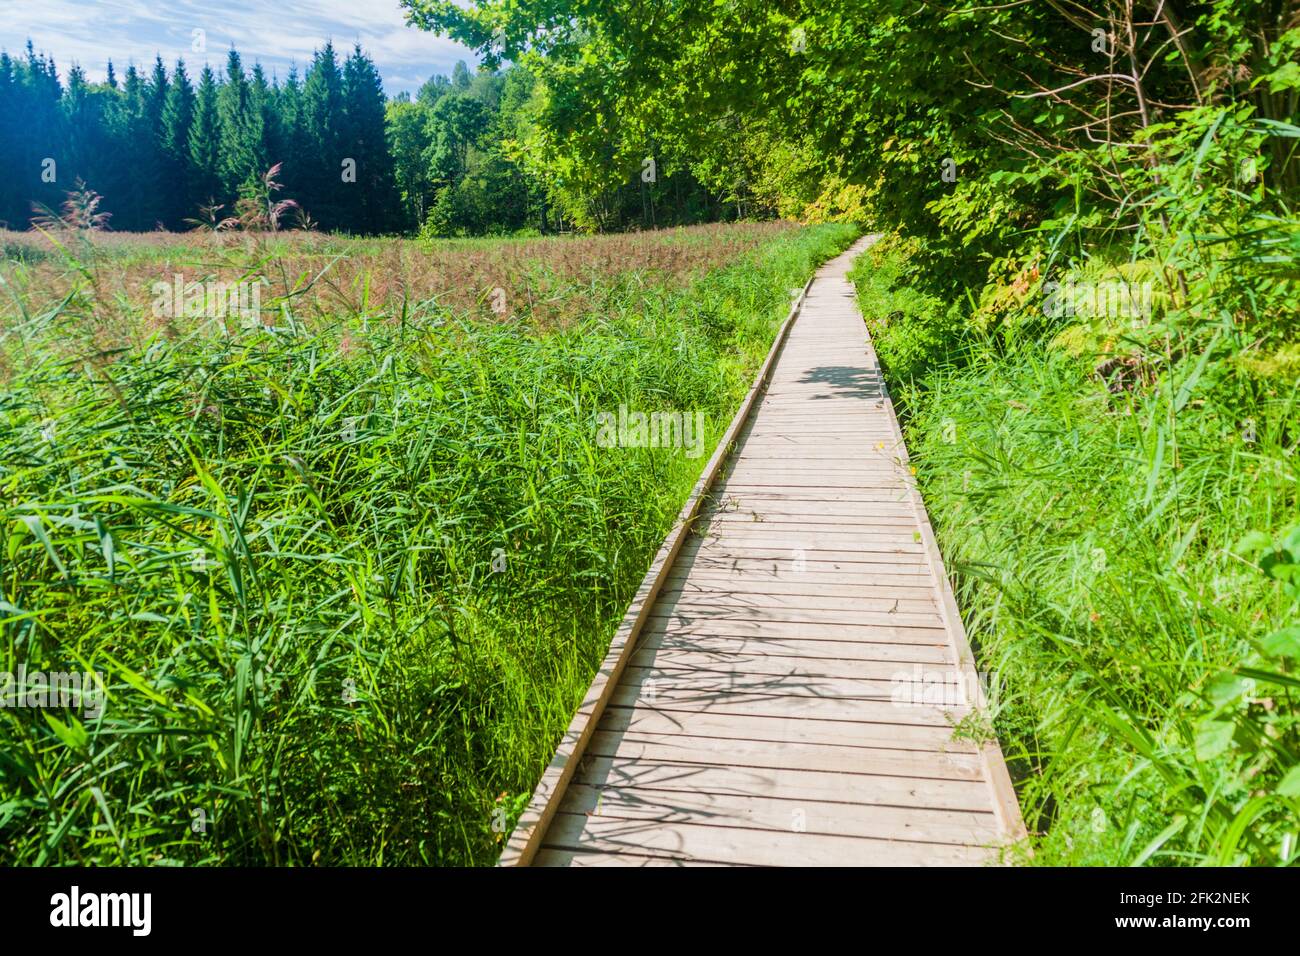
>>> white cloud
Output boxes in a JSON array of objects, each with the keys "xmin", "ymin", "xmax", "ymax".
[{"xmin": 1, "ymin": 0, "xmax": 480, "ymax": 93}]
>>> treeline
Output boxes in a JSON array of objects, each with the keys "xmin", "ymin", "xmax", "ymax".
[
  {"xmin": 0, "ymin": 41, "xmax": 736, "ymax": 235},
  {"xmin": 387, "ymin": 63, "xmax": 727, "ymax": 234},
  {"xmin": 0, "ymin": 41, "xmax": 400, "ymax": 233}
]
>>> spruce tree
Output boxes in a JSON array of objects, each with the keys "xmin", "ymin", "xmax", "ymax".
[
  {"xmin": 342, "ymin": 45, "xmax": 400, "ymax": 233},
  {"xmin": 302, "ymin": 42, "xmax": 345, "ymax": 228},
  {"xmin": 146, "ymin": 56, "xmax": 168, "ymax": 140},
  {"xmin": 217, "ymin": 49, "xmax": 263, "ymax": 196},
  {"xmin": 114, "ymin": 63, "xmax": 163, "ymax": 228},
  {"xmin": 250, "ymin": 63, "xmax": 278, "ymax": 164},
  {"xmin": 160, "ymin": 59, "xmax": 195, "ymax": 226},
  {"xmin": 0, "ymin": 54, "xmax": 16, "ymax": 226},
  {"xmin": 277, "ymin": 66, "xmax": 308, "ymax": 207},
  {"xmin": 188, "ymin": 65, "xmax": 222, "ymax": 211}
]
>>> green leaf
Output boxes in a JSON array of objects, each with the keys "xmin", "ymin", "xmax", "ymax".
[
  {"xmin": 1261, "ymin": 626, "xmax": 1300, "ymax": 658},
  {"xmin": 1132, "ymin": 814, "xmax": 1186, "ymax": 866},
  {"xmin": 21, "ymin": 515, "xmax": 67, "ymax": 578},
  {"xmin": 1206, "ymin": 671, "xmax": 1248, "ymax": 706},
  {"xmin": 42, "ymin": 712, "xmax": 89, "ymax": 751},
  {"xmin": 1261, "ymin": 61, "xmax": 1300, "ymax": 94},
  {"xmin": 1278, "ymin": 765, "xmax": 1300, "ymax": 798},
  {"xmin": 1195, "ymin": 718, "xmax": 1235, "ymax": 760},
  {"xmin": 1216, "ymin": 797, "xmax": 1270, "ymax": 865},
  {"xmin": 1232, "ymin": 530, "xmax": 1272, "ymax": 558},
  {"xmin": 1237, "ymin": 665, "xmax": 1300, "ymax": 692}
]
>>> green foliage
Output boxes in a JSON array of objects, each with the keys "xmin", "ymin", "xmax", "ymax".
[
  {"xmin": 852, "ymin": 226, "xmax": 1299, "ymax": 865},
  {"xmin": 847, "ymin": 237, "xmax": 964, "ymax": 396}
]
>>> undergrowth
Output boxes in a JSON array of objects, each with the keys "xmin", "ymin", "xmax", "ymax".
[{"xmin": 850, "ymin": 231, "xmax": 1300, "ymax": 866}]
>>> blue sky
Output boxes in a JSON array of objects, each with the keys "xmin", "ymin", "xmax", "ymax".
[{"xmin": 1, "ymin": 0, "xmax": 480, "ymax": 95}]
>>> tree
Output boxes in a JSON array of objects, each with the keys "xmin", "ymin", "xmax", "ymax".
[
  {"xmin": 428, "ymin": 93, "xmax": 488, "ymax": 184},
  {"xmin": 217, "ymin": 49, "xmax": 265, "ymax": 196},
  {"xmin": 416, "ymin": 72, "xmax": 451, "ymax": 106},
  {"xmin": 111, "ymin": 62, "xmax": 165, "ymax": 228},
  {"xmin": 145, "ymin": 56, "xmax": 168, "ymax": 141},
  {"xmin": 341, "ymin": 45, "xmax": 402, "ymax": 233},
  {"xmin": 387, "ymin": 99, "xmax": 435, "ymax": 228},
  {"xmin": 451, "ymin": 60, "xmax": 472, "ymax": 90},
  {"xmin": 188, "ymin": 65, "xmax": 222, "ymax": 209},
  {"xmin": 277, "ymin": 66, "xmax": 309, "ymax": 200},
  {"xmin": 303, "ymin": 42, "xmax": 346, "ymax": 227},
  {"xmin": 160, "ymin": 60, "xmax": 196, "ymax": 227}
]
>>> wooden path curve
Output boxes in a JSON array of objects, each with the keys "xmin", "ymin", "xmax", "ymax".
[{"xmin": 500, "ymin": 236, "xmax": 1026, "ymax": 866}]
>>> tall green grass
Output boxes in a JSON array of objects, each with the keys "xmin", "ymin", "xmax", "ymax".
[
  {"xmin": 0, "ymin": 222, "xmax": 858, "ymax": 865},
  {"xmin": 850, "ymin": 243, "xmax": 1300, "ymax": 866}
]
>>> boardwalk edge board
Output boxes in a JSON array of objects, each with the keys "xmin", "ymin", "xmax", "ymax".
[
  {"xmin": 871, "ymin": 298, "xmax": 1032, "ymax": 858},
  {"xmin": 495, "ymin": 261, "xmax": 820, "ymax": 866}
]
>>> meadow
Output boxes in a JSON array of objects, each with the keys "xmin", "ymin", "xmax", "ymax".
[{"xmin": 0, "ymin": 220, "xmax": 859, "ymax": 865}]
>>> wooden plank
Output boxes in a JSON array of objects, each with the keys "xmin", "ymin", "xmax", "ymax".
[
  {"xmin": 559, "ymin": 785, "xmax": 998, "ymax": 846},
  {"xmin": 571, "ymin": 756, "xmax": 993, "ymax": 810},
  {"xmin": 649, "ymin": 606, "xmax": 946, "ymax": 630},
  {"xmin": 629, "ymin": 647, "xmax": 960, "ymax": 684},
  {"xmin": 700, "ymin": 517, "xmax": 922, "ymax": 531},
  {"xmin": 685, "ymin": 556, "xmax": 933, "ymax": 577},
  {"xmin": 533, "ymin": 847, "xmax": 730, "ymax": 867},
  {"xmin": 597, "ymin": 704, "xmax": 973, "ymax": 752},
  {"xmin": 617, "ymin": 666, "xmax": 972, "ymax": 717},
  {"xmin": 650, "ymin": 613, "xmax": 946, "ymax": 634},
  {"xmin": 692, "ymin": 531, "xmax": 927, "ymax": 551},
  {"xmin": 634, "ymin": 629, "xmax": 951, "ymax": 665},
  {"xmin": 670, "ymin": 574, "xmax": 946, "ymax": 598},
  {"xmin": 707, "ymin": 499, "xmax": 916, "ymax": 516},
  {"xmin": 717, "ymin": 477, "xmax": 913, "ymax": 491},
  {"xmin": 605, "ymin": 684, "xmax": 968, "ymax": 726},
  {"xmin": 642, "ymin": 617, "xmax": 952, "ymax": 643},
  {"xmin": 704, "ymin": 512, "xmax": 920, "ymax": 526},
  {"xmin": 655, "ymin": 589, "xmax": 940, "ymax": 615},
  {"xmin": 661, "ymin": 572, "xmax": 941, "ymax": 599},
  {"xmin": 541, "ymin": 813, "xmax": 996, "ymax": 866},
  {"xmin": 711, "ymin": 488, "xmax": 918, "ymax": 503},
  {"xmin": 688, "ymin": 549, "xmax": 927, "ymax": 567}
]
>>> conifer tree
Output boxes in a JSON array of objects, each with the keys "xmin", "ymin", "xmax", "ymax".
[
  {"xmin": 160, "ymin": 59, "xmax": 195, "ymax": 226},
  {"xmin": 276, "ymin": 66, "xmax": 308, "ymax": 203},
  {"xmin": 217, "ymin": 49, "xmax": 263, "ymax": 195},
  {"xmin": 188, "ymin": 64, "xmax": 223, "ymax": 211},
  {"xmin": 342, "ymin": 45, "xmax": 401, "ymax": 233},
  {"xmin": 302, "ymin": 42, "xmax": 345, "ymax": 227}
]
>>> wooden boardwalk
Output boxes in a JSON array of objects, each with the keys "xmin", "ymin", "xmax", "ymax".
[{"xmin": 501, "ymin": 236, "xmax": 1025, "ymax": 866}]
